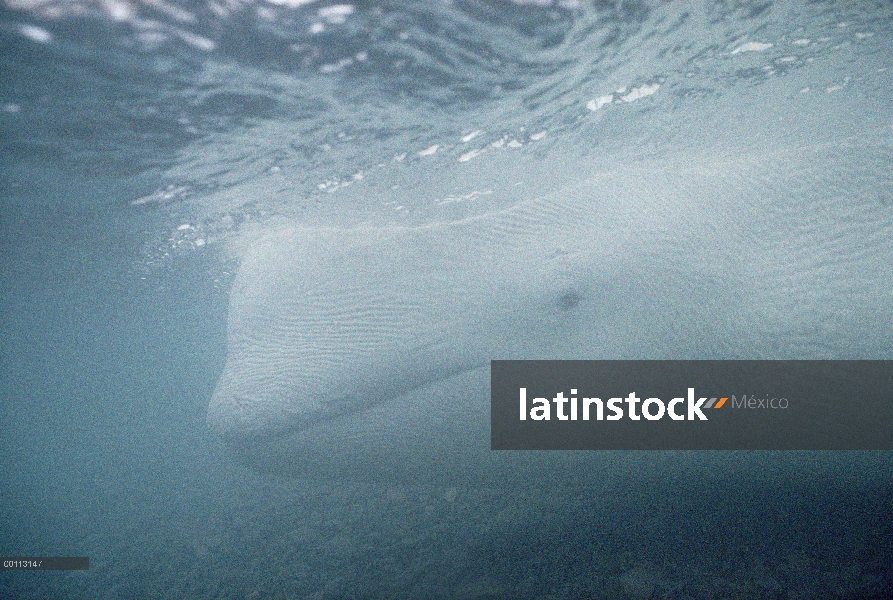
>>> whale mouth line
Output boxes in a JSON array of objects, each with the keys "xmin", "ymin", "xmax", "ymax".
[
  {"xmin": 215, "ymin": 364, "xmax": 488, "ymax": 443},
  {"xmin": 215, "ymin": 390, "xmax": 382, "ymax": 442}
]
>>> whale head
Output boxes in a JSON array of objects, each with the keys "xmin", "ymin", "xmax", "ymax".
[{"xmin": 207, "ymin": 140, "xmax": 893, "ymax": 482}]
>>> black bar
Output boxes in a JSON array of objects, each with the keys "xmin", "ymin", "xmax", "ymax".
[{"xmin": 1, "ymin": 557, "xmax": 89, "ymax": 570}]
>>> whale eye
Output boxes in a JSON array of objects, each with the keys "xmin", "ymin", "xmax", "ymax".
[{"xmin": 557, "ymin": 289, "xmax": 581, "ymax": 310}]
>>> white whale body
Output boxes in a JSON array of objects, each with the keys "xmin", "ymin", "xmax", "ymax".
[{"xmin": 208, "ymin": 137, "xmax": 893, "ymax": 483}]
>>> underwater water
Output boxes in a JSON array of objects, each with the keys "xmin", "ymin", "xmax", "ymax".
[{"xmin": 1, "ymin": 0, "xmax": 892, "ymax": 598}]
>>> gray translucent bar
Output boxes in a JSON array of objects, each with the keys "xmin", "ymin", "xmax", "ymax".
[
  {"xmin": 491, "ymin": 360, "xmax": 893, "ymax": 450},
  {"xmin": 1, "ymin": 557, "xmax": 89, "ymax": 570}
]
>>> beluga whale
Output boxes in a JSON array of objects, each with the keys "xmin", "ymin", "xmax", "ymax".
[{"xmin": 208, "ymin": 129, "xmax": 893, "ymax": 484}]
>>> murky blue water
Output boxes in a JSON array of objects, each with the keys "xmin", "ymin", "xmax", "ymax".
[{"xmin": 2, "ymin": 1, "xmax": 892, "ymax": 598}]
